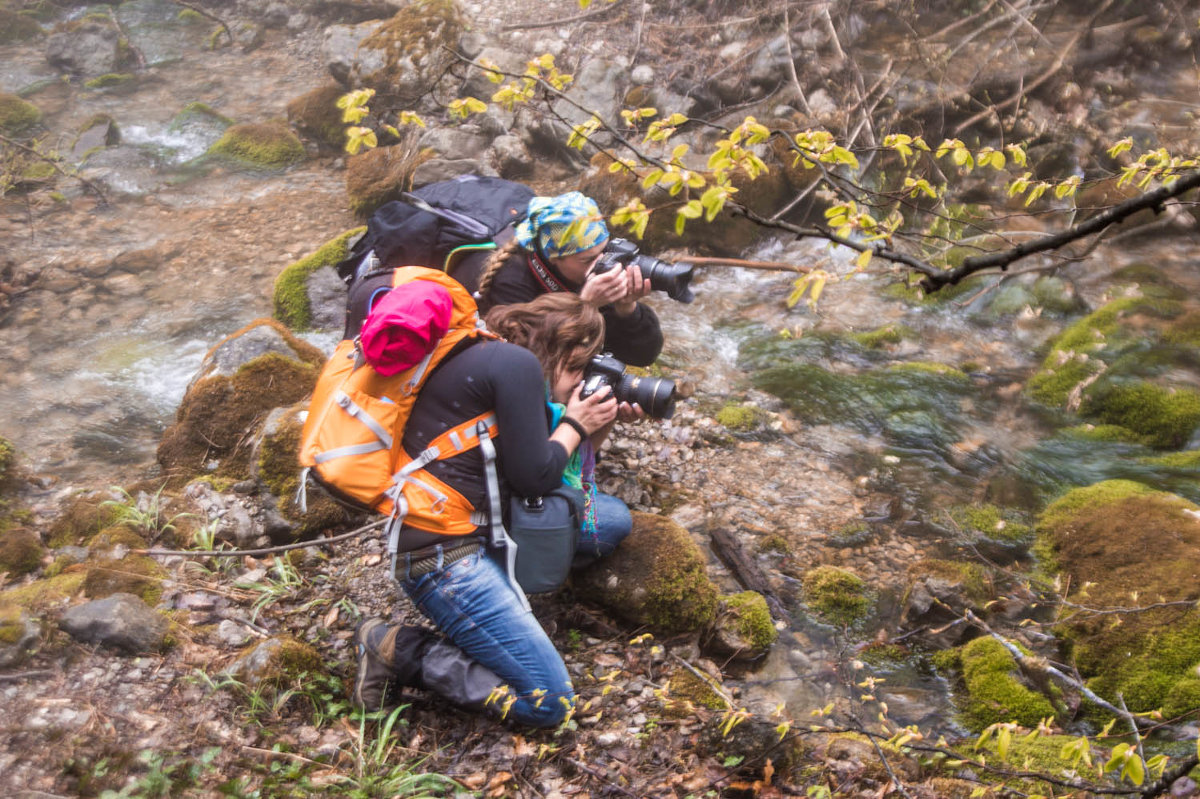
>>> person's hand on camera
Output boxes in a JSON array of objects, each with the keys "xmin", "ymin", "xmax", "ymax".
[
  {"xmin": 617, "ymin": 401, "xmax": 647, "ymax": 423},
  {"xmin": 583, "ymin": 263, "xmax": 652, "ymax": 317},
  {"xmin": 566, "ymin": 382, "xmax": 618, "ymax": 435}
]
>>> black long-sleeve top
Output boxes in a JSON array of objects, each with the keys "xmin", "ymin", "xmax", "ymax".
[
  {"xmin": 451, "ymin": 247, "xmax": 664, "ymax": 367},
  {"xmin": 397, "ymin": 339, "xmax": 567, "ymax": 551}
]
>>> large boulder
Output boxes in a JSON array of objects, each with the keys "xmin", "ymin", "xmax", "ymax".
[
  {"xmin": 574, "ymin": 512, "xmax": 719, "ymax": 634},
  {"xmin": 45, "ymin": 21, "xmax": 119, "ymax": 78},
  {"xmin": 59, "ymin": 593, "xmax": 170, "ymax": 654},
  {"xmin": 1038, "ymin": 479, "xmax": 1200, "ymax": 716},
  {"xmin": 320, "ymin": 0, "xmax": 466, "ymax": 109},
  {"xmin": 156, "ymin": 320, "xmax": 325, "ymax": 486}
]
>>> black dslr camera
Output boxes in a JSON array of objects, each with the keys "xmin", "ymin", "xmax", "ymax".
[
  {"xmin": 590, "ymin": 238, "xmax": 696, "ymax": 303},
  {"xmin": 579, "ymin": 354, "xmax": 677, "ymax": 419}
]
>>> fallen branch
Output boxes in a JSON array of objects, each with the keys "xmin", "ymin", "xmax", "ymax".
[
  {"xmin": 0, "ymin": 132, "xmax": 109, "ymax": 204},
  {"xmin": 134, "ymin": 519, "xmax": 385, "ymax": 558},
  {"xmin": 500, "ymin": 0, "xmax": 625, "ymax": 32},
  {"xmin": 685, "ymin": 256, "xmax": 811, "ymax": 273}
]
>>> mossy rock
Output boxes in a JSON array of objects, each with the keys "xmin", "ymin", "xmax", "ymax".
[
  {"xmin": 46, "ymin": 495, "xmax": 125, "ymax": 548},
  {"xmin": 0, "ymin": 571, "xmax": 87, "ymax": 614},
  {"xmin": 0, "ymin": 603, "xmax": 26, "ymax": 645},
  {"xmin": 1110, "ymin": 262, "xmax": 1188, "ymax": 301},
  {"xmin": 0, "ymin": 436, "xmax": 16, "ymax": 490},
  {"xmin": 934, "ymin": 636, "xmax": 1059, "ymax": 731},
  {"xmin": 256, "ymin": 404, "xmax": 347, "ymax": 536},
  {"xmin": 157, "ymin": 320, "xmax": 325, "ymax": 485},
  {"xmin": 223, "ymin": 635, "xmax": 324, "ymax": 688},
  {"xmin": 82, "ymin": 555, "xmax": 165, "ymax": 605},
  {"xmin": 1061, "ymin": 423, "xmax": 1141, "ymax": 443},
  {"xmin": 168, "ymin": 102, "xmax": 232, "ymax": 133},
  {"xmin": 0, "ymin": 527, "xmax": 44, "ymax": 576},
  {"xmin": 1037, "ymin": 480, "xmax": 1200, "ymax": 713},
  {"xmin": 573, "ymin": 511, "xmax": 719, "ymax": 634},
  {"xmin": 664, "ymin": 665, "xmax": 730, "ymax": 715},
  {"xmin": 1026, "ymin": 296, "xmax": 1183, "ymax": 408},
  {"xmin": 1079, "ymin": 380, "xmax": 1200, "ymax": 449},
  {"xmin": 83, "ymin": 72, "xmax": 134, "ymax": 90},
  {"xmin": 273, "ymin": 228, "xmax": 365, "ymax": 331},
  {"xmin": 0, "ymin": 10, "xmax": 42, "ymax": 43},
  {"xmin": 829, "ymin": 521, "xmax": 873, "ymax": 548},
  {"xmin": 714, "ymin": 401, "xmax": 765, "ymax": 432},
  {"xmin": 87, "ymin": 524, "xmax": 149, "ymax": 551},
  {"xmin": 353, "ymin": 0, "xmax": 466, "ymax": 102},
  {"xmin": 948, "ymin": 504, "xmax": 1033, "ymax": 548},
  {"xmin": 344, "ymin": 140, "xmax": 433, "ymax": 217},
  {"xmin": 0, "ymin": 92, "xmax": 42, "ymax": 135},
  {"xmin": 802, "ymin": 565, "xmax": 870, "ymax": 626},
  {"xmin": 851, "ymin": 323, "xmax": 913, "ymax": 349},
  {"xmin": 703, "ymin": 591, "xmax": 777, "ymax": 661},
  {"xmin": 285, "ymin": 83, "xmax": 348, "ymax": 151},
  {"xmin": 1163, "ymin": 310, "xmax": 1200, "ymax": 348},
  {"xmin": 207, "ymin": 121, "xmax": 306, "ymax": 170}
]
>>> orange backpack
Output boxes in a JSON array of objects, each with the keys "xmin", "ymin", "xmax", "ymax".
[{"xmin": 297, "ymin": 266, "xmax": 499, "ymax": 535}]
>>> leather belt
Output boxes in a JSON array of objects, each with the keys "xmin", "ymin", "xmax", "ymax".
[{"xmin": 400, "ymin": 539, "xmax": 481, "ymax": 579}]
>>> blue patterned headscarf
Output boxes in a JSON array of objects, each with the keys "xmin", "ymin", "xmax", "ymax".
[{"xmin": 515, "ymin": 192, "xmax": 610, "ymax": 259}]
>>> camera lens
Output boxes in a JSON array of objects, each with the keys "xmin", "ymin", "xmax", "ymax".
[
  {"xmin": 632, "ymin": 255, "xmax": 696, "ymax": 304},
  {"xmin": 616, "ymin": 374, "xmax": 677, "ymax": 419}
]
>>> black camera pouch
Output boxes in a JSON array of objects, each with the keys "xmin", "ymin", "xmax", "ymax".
[{"xmin": 510, "ymin": 485, "xmax": 584, "ymax": 594}]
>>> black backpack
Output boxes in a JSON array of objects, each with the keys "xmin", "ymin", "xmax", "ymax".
[{"xmin": 337, "ymin": 175, "xmax": 535, "ymax": 288}]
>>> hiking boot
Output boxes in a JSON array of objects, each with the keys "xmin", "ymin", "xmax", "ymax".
[
  {"xmin": 353, "ymin": 620, "xmax": 439, "ymax": 710},
  {"xmin": 353, "ymin": 618, "xmax": 401, "ymax": 711}
]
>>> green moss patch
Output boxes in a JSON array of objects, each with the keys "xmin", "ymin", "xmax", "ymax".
[
  {"xmin": 665, "ymin": 666, "xmax": 730, "ymax": 714},
  {"xmin": 0, "ymin": 571, "xmax": 86, "ymax": 614},
  {"xmin": 935, "ymin": 637, "xmax": 1058, "ymax": 731},
  {"xmin": 285, "ymin": 84, "xmax": 348, "ymax": 151},
  {"xmin": 0, "ymin": 527, "xmax": 44, "ymax": 576},
  {"xmin": 715, "ymin": 401, "xmax": 764, "ymax": 432},
  {"xmin": 83, "ymin": 73, "xmax": 134, "ymax": 90},
  {"xmin": 948, "ymin": 504, "xmax": 1033, "ymax": 546},
  {"xmin": 574, "ymin": 512, "xmax": 719, "ymax": 634},
  {"xmin": 1037, "ymin": 480, "xmax": 1200, "ymax": 713},
  {"xmin": 272, "ymin": 227, "xmax": 364, "ymax": 331},
  {"xmin": 0, "ymin": 92, "xmax": 42, "ymax": 135},
  {"xmin": 721, "ymin": 591, "xmax": 777, "ymax": 651},
  {"xmin": 208, "ymin": 121, "xmax": 305, "ymax": 170},
  {"xmin": 1080, "ymin": 381, "xmax": 1200, "ymax": 449},
  {"xmin": 82, "ymin": 556, "xmax": 165, "ymax": 605},
  {"xmin": 1026, "ymin": 296, "xmax": 1184, "ymax": 408},
  {"xmin": 46, "ymin": 495, "xmax": 125, "ymax": 548},
  {"xmin": 851, "ymin": 323, "xmax": 913, "ymax": 349},
  {"xmin": 802, "ymin": 565, "xmax": 870, "ymax": 626}
]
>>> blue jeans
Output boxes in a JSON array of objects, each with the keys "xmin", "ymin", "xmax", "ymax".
[
  {"xmin": 400, "ymin": 546, "xmax": 573, "ymax": 727},
  {"xmin": 574, "ymin": 491, "xmax": 631, "ymax": 567}
]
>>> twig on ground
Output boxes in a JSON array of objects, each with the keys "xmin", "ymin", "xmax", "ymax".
[{"xmin": 500, "ymin": 0, "xmax": 625, "ymax": 32}]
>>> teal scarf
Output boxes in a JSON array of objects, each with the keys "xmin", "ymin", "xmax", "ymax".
[{"xmin": 548, "ymin": 400, "xmax": 599, "ymax": 539}]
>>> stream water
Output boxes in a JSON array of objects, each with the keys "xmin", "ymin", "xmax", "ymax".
[{"xmin": 3, "ymin": 1, "xmax": 1200, "ymax": 734}]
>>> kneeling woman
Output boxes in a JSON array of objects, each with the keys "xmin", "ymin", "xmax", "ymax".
[{"xmin": 353, "ymin": 293, "xmax": 632, "ymax": 727}]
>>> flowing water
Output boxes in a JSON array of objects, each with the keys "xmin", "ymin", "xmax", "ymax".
[{"xmin": 3, "ymin": 1, "xmax": 1200, "ymax": 732}]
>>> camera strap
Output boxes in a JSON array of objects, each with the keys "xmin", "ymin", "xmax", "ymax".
[{"xmin": 525, "ymin": 253, "xmax": 571, "ymax": 294}]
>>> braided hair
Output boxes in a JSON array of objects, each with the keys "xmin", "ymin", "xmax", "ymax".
[{"xmin": 474, "ymin": 237, "xmax": 522, "ymax": 307}]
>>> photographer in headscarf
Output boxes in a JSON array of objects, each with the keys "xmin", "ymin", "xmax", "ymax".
[{"xmin": 452, "ymin": 191, "xmax": 664, "ymax": 368}]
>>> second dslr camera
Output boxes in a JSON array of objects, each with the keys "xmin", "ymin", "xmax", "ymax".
[{"xmin": 579, "ymin": 354, "xmax": 677, "ymax": 419}]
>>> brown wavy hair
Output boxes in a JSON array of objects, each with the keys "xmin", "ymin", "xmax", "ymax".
[{"xmin": 484, "ymin": 293, "xmax": 605, "ymax": 384}]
